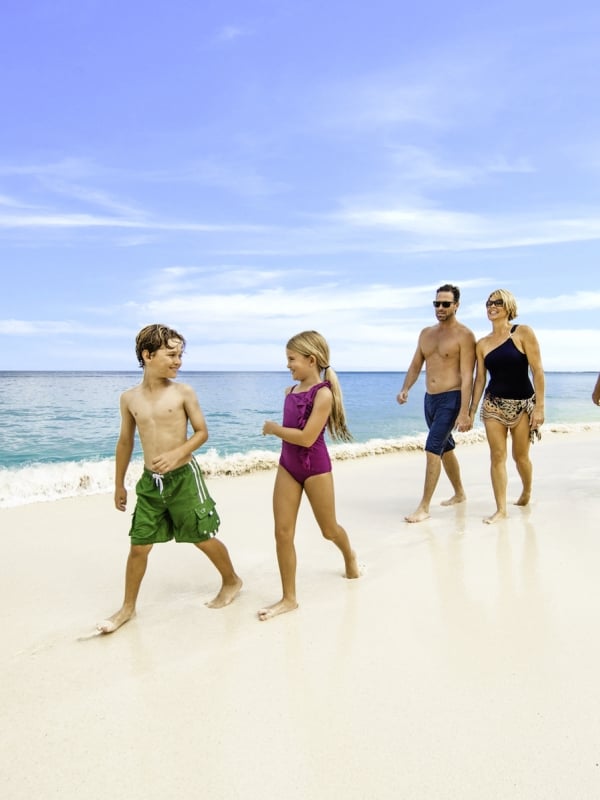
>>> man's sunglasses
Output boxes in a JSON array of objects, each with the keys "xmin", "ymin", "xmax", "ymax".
[{"xmin": 432, "ymin": 301, "xmax": 454, "ymax": 308}]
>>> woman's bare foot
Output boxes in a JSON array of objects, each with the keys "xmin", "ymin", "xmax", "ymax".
[
  {"xmin": 257, "ymin": 598, "xmax": 298, "ymax": 621},
  {"xmin": 96, "ymin": 607, "xmax": 136, "ymax": 635},
  {"xmin": 344, "ymin": 550, "xmax": 361, "ymax": 579},
  {"xmin": 483, "ymin": 510, "xmax": 508, "ymax": 525},
  {"xmin": 206, "ymin": 576, "xmax": 243, "ymax": 608},
  {"xmin": 405, "ymin": 507, "xmax": 430, "ymax": 523},
  {"xmin": 441, "ymin": 492, "xmax": 466, "ymax": 506},
  {"xmin": 514, "ymin": 491, "xmax": 531, "ymax": 506}
]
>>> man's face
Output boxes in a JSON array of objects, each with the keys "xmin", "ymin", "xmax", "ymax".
[{"xmin": 432, "ymin": 291, "xmax": 457, "ymax": 322}]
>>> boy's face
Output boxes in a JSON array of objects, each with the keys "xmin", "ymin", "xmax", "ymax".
[{"xmin": 144, "ymin": 338, "xmax": 183, "ymax": 376}]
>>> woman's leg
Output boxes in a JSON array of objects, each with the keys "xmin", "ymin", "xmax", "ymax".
[
  {"xmin": 304, "ymin": 472, "xmax": 360, "ymax": 578},
  {"xmin": 511, "ymin": 413, "xmax": 533, "ymax": 505},
  {"xmin": 483, "ymin": 418, "xmax": 509, "ymax": 524},
  {"xmin": 258, "ymin": 466, "xmax": 303, "ymax": 620}
]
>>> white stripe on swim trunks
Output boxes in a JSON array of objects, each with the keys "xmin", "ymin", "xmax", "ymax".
[{"xmin": 189, "ymin": 459, "xmax": 209, "ymax": 502}]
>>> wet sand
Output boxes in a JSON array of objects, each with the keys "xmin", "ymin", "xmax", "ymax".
[{"xmin": 1, "ymin": 429, "xmax": 599, "ymax": 799}]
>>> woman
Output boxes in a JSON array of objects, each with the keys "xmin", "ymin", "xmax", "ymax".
[{"xmin": 469, "ymin": 289, "xmax": 545, "ymax": 524}]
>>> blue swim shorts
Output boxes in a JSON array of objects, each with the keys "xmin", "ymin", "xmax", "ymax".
[{"xmin": 423, "ymin": 390, "xmax": 461, "ymax": 455}]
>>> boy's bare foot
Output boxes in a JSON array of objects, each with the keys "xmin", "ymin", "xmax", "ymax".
[
  {"xmin": 257, "ymin": 598, "xmax": 299, "ymax": 621},
  {"xmin": 514, "ymin": 492, "xmax": 531, "ymax": 506},
  {"xmin": 206, "ymin": 576, "xmax": 243, "ymax": 608},
  {"xmin": 441, "ymin": 492, "xmax": 466, "ymax": 506},
  {"xmin": 345, "ymin": 550, "xmax": 361, "ymax": 579},
  {"xmin": 96, "ymin": 608, "xmax": 136, "ymax": 635},
  {"xmin": 405, "ymin": 508, "xmax": 430, "ymax": 523},
  {"xmin": 483, "ymin": 510, "xmax": 507, "ymax": 525}
]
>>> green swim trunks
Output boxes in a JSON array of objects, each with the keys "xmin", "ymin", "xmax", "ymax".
[{"xmin": 129, "ymin": 459, "xmax": 220, "ymax": 545}]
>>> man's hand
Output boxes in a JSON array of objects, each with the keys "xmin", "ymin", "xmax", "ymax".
[
  {"xmin": 396, "ymin": 390, "xmax": 409, "ymax": 405},
  {"xmin": 455, "ymin": 413, "xmax": 472, "ymax": 432}
]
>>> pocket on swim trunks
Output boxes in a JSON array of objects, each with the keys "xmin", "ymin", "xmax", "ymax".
[{"xmin": 194, "ymin": 499, "xmax": 221, "ymax": 537}]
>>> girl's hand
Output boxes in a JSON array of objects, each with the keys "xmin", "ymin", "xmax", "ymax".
[{"xmin": 262, "ymin": 420, "xmax": 276, "ymax": 436}]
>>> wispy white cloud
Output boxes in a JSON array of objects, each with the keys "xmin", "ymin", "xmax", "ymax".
[{"xmin": 214, "ymin": 25, "xmax": 251, "ymax": 44}]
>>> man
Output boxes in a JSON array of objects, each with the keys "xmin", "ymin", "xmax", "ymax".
[{"xmin": 397, "ymin": 284, "xmax": 476, "ymax": 523}]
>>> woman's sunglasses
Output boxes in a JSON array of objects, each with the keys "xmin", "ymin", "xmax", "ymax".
[{"xmin": 485, "ymin": 299, "xmax": 504, "ymax": 307}]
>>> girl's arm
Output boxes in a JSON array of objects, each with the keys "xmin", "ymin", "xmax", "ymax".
[
  {"xmin": 519, "ymin": 325, "xmax": 545, "ymax": 427},
  {"xmin": 263, "ymin": 386, "xmax": 332, "ymax": 447},
  {"xmin": 468, "ymin": 341, "xmax": 487, "ymax": 421}
]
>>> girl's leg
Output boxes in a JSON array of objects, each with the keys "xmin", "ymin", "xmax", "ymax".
[
  {"xmin": 483, "ymin": 418, "xmax": 509, "ymax": 524},
  {"xmin": 258, "ymin": 466, "xmax": 303, "ymax": 620},
  {"xmin": 304, "ymin": 472, "xmax": 360, "ymax": 578},
  {"xmin": 510, "ymin": 413, "xmax": 533, "ymax": 505}
]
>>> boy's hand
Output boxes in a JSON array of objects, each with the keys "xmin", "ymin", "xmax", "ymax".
[
  {"xmin": 115, "ymin": 487, "xmax": 127, "ymax": 512},
  {"xmin": 151, "ymin": 449, "xmax": 184, "ymax": 474}
]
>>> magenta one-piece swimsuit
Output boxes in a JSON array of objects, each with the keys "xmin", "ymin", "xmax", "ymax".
[{"xmin": 279, "ymin": 381, "xmax": 332, "ymax": 485}]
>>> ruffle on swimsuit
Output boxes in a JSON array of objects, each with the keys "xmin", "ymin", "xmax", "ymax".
[{"xmin": 480, "ymin": 393, "xmax": 541, "ymax": 444}]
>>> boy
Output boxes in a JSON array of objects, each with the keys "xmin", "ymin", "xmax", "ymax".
[{"xmin": 97, "ymin": 324, "xmax": 242, "ymax": 634}]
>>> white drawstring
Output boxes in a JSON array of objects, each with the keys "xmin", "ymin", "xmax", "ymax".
[{"xmin": 152, "ymin": 472, "xmax": 164, "ymax": 494}]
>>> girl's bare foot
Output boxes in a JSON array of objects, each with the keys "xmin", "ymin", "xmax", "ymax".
[
  {"xmin": 483, "ymin": 510, "xmax": 507, "ymax": 525},
  {"xmin": 96, "ymin": 607, "xmax": 136, "ymax": 634},
  {"xmin": 257, "ymin": 598, "xmax": 298, "ymax": 621},
  {"xmin": 514, "ymin": 491, "xmax": 531, "ymax": 506},
  {"xmin": 344, "ymin": 550, "xmax": 360, "ymax": 579},
  {"xmin": 206, "ymin": 576, "xmax": 243, "ymax": 608},
  {"xmin": 405, "ymin": 507, "xmax": 430, "ymax": 523},
  {"xmin": 441, "ymin": 492, "xmax": 466, "ymax": 506}
]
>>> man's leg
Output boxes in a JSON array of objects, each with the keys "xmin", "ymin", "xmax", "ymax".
[
  {"xmin": 405, "ymin": 450, "xmax": 442, "ymax": 523},
  {"xmin": 440, "ymin": 449, "xmax": 466, "ymax": 506}
]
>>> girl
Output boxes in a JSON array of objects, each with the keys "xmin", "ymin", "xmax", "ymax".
[{"xmin": 259, "ymin": 331, "xmax": 360, "ymax": 620}]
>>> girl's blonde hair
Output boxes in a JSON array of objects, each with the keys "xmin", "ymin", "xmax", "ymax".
[
  {"xmin": 488, "ymin": 289, "xmax": 518, "ymax": 321},
  {"xmin": 286, "ymin": 330, "xmax": 352, "ymax": 442}
]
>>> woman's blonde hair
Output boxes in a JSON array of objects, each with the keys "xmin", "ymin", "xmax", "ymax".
[
  {"xmin": 488, "ymin": 289, "xmax": 518, "ymax": 321},
  {"xmin": 286, "ymin": 330, "xmax": 352, "ymax": 442}
]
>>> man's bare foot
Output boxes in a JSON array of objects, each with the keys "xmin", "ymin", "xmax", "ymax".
[
  {"xmin": 405, "ymin": 508, "xmax": 430, "ymax": 523},
  {"xmin": 514, "ymin": 491, "xmax": 531, "ymax": 506},
  {"xmin": 344, "ymin": 550, "xmax": 361, "ymax": 579},
  {"xmin": 96, "ymin": 608, "xmax": 135, "ymax": 635},
  {"xmin": 257, "ymin": 598, "xmax": 298, "ymax": 621},
  {"xmin": 441, "ymin": 492, "xmax": 466, "ymax": 507},
  {"xmin": 206, "ymin": 576, "xmax": 243, "ymax": 608},
  {"xmin": 483, "ymin": 510, "xmax": 507, "ymax": 525}
]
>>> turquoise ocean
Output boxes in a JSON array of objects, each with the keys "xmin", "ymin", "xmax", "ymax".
[{"xmin": 1, "ymin": 371, "xmax": 598, "ymax": 507}]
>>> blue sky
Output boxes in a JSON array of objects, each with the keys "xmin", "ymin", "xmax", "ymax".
[{"xmin": 2, "ymin": 0, "xmax": 599, "ymax": 371}]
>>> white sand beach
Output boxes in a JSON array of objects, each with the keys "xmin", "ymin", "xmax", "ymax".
[{"xmin": 1, "ymin": 429, "xmax": 600, "ymax": 800}]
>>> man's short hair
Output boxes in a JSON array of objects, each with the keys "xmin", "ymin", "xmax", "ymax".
[{"xmin": 437, "ymin": 284, "xmax": 460, "ymax": 303}]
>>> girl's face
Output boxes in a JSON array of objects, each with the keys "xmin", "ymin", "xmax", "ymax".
[{"xmin": 286, "ymin": 348, "xmax": 316, "ymax": 381}]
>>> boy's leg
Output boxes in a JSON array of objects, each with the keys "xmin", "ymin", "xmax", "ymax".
[
  {"xmin": 97, "ymin": 544, "xmax": 153, "ymax": 634},
  {"xmin": 258, "ymin": 465, "xmax": 303, "ymax": 620},
  {"xmin": 304, "ymin": 472, "xmax": 359, "ymax": 579},
  {"xmin": 194, "ymin": 538, "xmax": 242, "ymax": 608}
]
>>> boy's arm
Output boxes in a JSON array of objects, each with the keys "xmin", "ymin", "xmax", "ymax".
[{"xmin": 114, "ymin": 394, "xmax": 136, "ymax": 511}]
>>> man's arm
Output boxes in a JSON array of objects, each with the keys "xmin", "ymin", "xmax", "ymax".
[
  {"xmin": 397, "ymin": 335, "xmax": 426, "ymax": 404},
  {"xmin": 469, "ymin": 340, "xmax": 488, "ymax": 421},
  {"xmin": 592, "ymin": 373, "xmax": 600, "ymax": 406}
]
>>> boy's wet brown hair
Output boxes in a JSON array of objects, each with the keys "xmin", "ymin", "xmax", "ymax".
[{"xmin": 135, "ymin": 324, "xmax": 186, "ymax": 368}]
